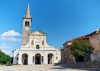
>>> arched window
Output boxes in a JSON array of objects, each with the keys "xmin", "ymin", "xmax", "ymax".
[
  {"xmin": 31, "ymin": 40, "xmax": 34, "ymax": 45},
  {"xmin": 25, "ymin": 21, "xmax": 28, "ymax": 26},
  {"xmin": 42, "ymin": 40, "xmax": 44, "ymax": 45},
  {"xmin": 36, "ymin": 45, "xmax": 40, "ymax": 49},
  {"xmin": 25, "ymin": 21, "xmax": 29, "ymax": 26},
  {"xmin": 27, "ymin": 21, "xmax": 29, "ymax": 26}
]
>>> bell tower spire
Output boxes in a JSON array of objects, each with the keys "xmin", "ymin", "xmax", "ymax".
[
  {"xmin": 22, "ymin": 4, "xmax": 32, "ymax": 46},
  {"xmin": 25, "ymin": 4, "xmax": 31, "ymax": 18}
]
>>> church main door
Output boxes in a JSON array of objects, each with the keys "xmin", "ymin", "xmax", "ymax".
[
  {"xmin": 22, "ymin": 54, "xmax": 28, "ymax": 65},
  {"xmin": 24, "ymin": 59, "xmax": 28, "ymax": 65},
  {"xmin": 35, "ymin": 53, "xmax": 41, "ymax": 64}
]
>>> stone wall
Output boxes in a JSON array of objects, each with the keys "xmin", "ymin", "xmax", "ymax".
[
  {"xmin": 88, "ymin": 32, "xmax": 100, "ymax": 61},
  {"xmin": 61, "ymin": 47, "xmax": 75, "ymax": 64},
  {"xmin": 68, "ymin": 62, "xmax": 100, "ymax": 69}
]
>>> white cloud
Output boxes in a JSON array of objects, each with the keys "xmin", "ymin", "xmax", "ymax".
[
  {"xmin": 2, "ymin": 49, "xmax": 11, "ymax": 54},
  {"xmin": 0, "ymin": 30, "xmax": 21, "ymax": 41},
  {"xmin": 1, "ymin": 30, "xmax": 21, "ymax": 37},
  {"xmin": 0, "ymin": 37, "xmax": 21, "ymax": 41},
  {"xmin": 0, "ymin": 43, "xmax": 9, "ymax": 49},
  {"xmin": 0, "ymin": 43, "xmax": 11, "ymax": 55}
]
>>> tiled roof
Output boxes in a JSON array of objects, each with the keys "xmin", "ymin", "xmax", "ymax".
[
  {"xmin": 63, "ymin": 34, "xmax": 89, "ymax": 45},
  {"xmin": 63, "ymin": 29, "xmax": 100, "ymax": 45}
]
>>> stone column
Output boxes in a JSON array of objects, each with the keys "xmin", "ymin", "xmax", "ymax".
[
  {"xmin": 33, "ymin": 56, "xmax": 35, "ymax": 64},
  {"xmin": 52, "ymin": 56, "xmax": 54, "ymax": 64},
  {"xmin": 28, "ymin": 53, "xmax": 33, "ymax": 65},
  {"xmin": 41, "ymin": 56, "xmax": 43, "ymax": 64},
  {"xmin": 34, "ymin": 56, "xmax": 35, "ymax": 64},
  {"xmin": 44, "ymin": 54, "xmax": 47, "ymax": 64},
  {"xmin": 13, "ymin": 52, "xmax": 18, "ymax": 65},
  {"xmin": 18, "ymin": 53, "xmax": 22, "ymax": 65}
]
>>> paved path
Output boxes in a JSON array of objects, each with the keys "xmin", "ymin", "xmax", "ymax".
[{"xmin": 0, "ymin": 65, "xmax": 95, "ymax": 71}]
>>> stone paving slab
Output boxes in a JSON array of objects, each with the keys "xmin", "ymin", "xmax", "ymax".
[{"xmin": 0, "ymin": 65, "xmax": 97, "ymax": 71}]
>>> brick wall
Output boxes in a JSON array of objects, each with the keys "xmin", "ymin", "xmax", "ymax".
[
  {"xmin": 61, "ymin": 45, "xmax": 75, "ymax": 64},
  {"xmin": 88, "ymin": 33, "xmax": 100, "ymax": 61}
]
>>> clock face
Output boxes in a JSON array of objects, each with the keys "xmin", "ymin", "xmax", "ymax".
[{"xmin": 25, "ymin": 27, "xmax": 29, "ymax": 30}]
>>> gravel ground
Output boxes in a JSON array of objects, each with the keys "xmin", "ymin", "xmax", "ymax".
[{"xmin": 0, "ymin": 65, "xmax": 97, "ymax": 71}]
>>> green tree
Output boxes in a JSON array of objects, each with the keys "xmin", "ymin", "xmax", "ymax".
[
  {"xmin": 5, "ymin": 55, "xmax": 11, "ymax": 63},
  {"xmin": 0, "ymin": 51, "xmax": 12, "ymax": 65},
  {"xmin": 0, "ymin": 51, "xmax": 6, "ymax": 64},
  {"xmin": 70, "ymin": 39, "xmax": 94, "ymax": 62}
]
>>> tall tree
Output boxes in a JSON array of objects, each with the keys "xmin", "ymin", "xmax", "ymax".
[{"xmin": 70, "ymin": 39, "xmax": 94, "ymax": 62}]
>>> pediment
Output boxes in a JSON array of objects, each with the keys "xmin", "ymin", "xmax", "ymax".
[{"xmin": 31, "ymin": 30, "xmax": 47, "ymax": 36}]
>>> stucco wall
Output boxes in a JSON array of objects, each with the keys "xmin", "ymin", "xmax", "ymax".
[{"xmin": 13, "ymin": 50, "xmax": 61, "ymax": 65}]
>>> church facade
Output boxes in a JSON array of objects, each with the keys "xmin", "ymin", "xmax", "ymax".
[{"xmin": 13, "ymin": 4, "xmax": 61, "ymax": 65}]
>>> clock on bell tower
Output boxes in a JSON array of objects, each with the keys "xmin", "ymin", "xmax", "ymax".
[{"xmin": 22, "ymin": 4, "xmax": 32, "ymax": 46}]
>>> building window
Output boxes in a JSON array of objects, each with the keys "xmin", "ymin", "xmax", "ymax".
[
  {"xmin": 27, "ymin": 21, "xmax": 29, "ymax": 26},
  {"xmin": 17, "ymin": 57, "xmax": 18, "ymax": 60},
  {"xmin": 42, "ymin": 40, "xmax": 44, "ymax": 45},
  {"xmin": 56, "ymin": 57, "xmax": 58, "ymax": 60},
  {"xmin": 31, "ymin": 40, "xmax": 34, "ymax": 45},
  {"xmin": 33, "ymin": 56, "xmax": 34, "ymax": 63},
  {"xmin": 25, "ymin": 21, "xmax": 29, "ymax": 26},
  {"xmin": 25, "ymin": 21, "xmax": 27, "ymax": 26},
  {"xmin": 36, "ymin": 45, "xmax": 40, "ymax": 49}
]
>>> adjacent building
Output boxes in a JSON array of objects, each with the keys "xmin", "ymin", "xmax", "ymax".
[
  {"xmin": 13, "ymin": 4, "xmax": 61, "ymax": 65},
  {"xmin": 61, "ymin": 29, "xmax": 100, "ymax": 63}
]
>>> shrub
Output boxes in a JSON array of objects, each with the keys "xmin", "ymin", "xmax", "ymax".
[{"xmin": 6, "ymin": 61, "xmax": 11, "ymax": 66}]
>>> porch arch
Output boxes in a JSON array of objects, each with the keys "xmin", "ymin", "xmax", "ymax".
[
  {"xmin": 22, "ymin": 53, "xmax": 28, "ymax": 65},
  {"xmin": 48, "ymin": 53, "xmax": 54, "ymax": 64},
  {"xmin": 35, "ymin": 53, "xmax": 41, "ymax": 64}
]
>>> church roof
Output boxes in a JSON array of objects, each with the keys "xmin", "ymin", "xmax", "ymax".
[
  {"xmin": 25, "ymin": 4, "xmax": 31, "ymax": 18},
  {"xmin": 30, "ymin": 30, "xmax": 47, "ymax": 36}
]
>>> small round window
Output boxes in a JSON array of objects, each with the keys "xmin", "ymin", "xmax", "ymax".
[{"xmin": 36, "ymin": 45, "xmax": 40, "ymax": 49}]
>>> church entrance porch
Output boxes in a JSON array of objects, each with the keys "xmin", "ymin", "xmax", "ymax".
[
  {"xmin": 22, "ymin": 54, "xmax": 28, "ymax": 65},
  {"xmin": 48, "ymin": 53, "xmax": 54, "ymax": 64},
  {"xmin": 35, "ymin": 53, "xmax": 41, "ymax": 64}
]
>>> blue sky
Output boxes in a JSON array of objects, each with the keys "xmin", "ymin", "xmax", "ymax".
[{"xmin": 0, "ymin": 0, "xmax": 100, "ymax": 56}]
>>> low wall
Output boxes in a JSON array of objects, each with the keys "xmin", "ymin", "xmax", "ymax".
[{"xmin": 69, "ymin": 62, "xmax": 100, "ymax": 69}]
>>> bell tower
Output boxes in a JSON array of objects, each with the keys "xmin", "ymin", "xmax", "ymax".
[{"xmin": 22, "ymin": 4, "xmax": 32, "ymax": 46}]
